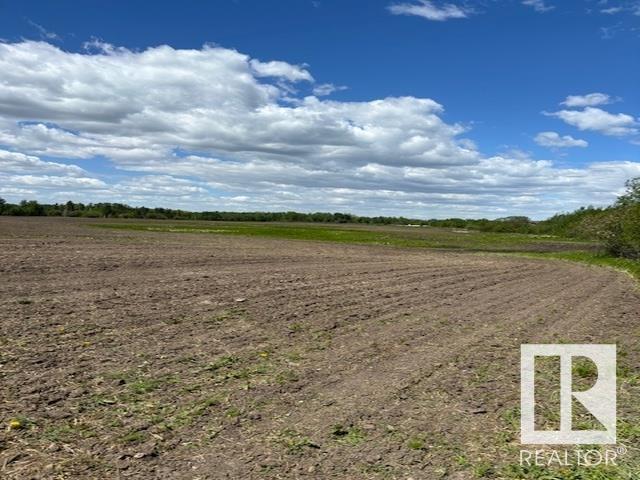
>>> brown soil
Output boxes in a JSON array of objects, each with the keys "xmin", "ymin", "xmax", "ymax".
[{"xmin": 0, "ymin": 217, "xmax": 638, "ymax": 479}]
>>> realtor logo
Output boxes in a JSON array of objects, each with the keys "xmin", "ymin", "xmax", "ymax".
[{"xmin": 521, "ymin": 344, "xmax": 616, "ymax": 445}]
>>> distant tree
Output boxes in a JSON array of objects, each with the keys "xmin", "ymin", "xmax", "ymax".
[
  {"xmin": 0, "ymin": 197, "xmax": 5, "ymax": 215},
  {"xmin": 616, "ymin": 177, "xmax": 640, "ymax": 207},
  {"xmin": 19, "ymin": 200, "xmax": 45, "ymax": 216},
  {"xmin": 598, "ymin": 177, "xmax": 640, "ymax": 259}
]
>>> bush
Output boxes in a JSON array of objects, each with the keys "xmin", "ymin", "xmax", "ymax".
[{"xmin": 602, "ymin": 204, "xmax": 640, "ymax": 259}]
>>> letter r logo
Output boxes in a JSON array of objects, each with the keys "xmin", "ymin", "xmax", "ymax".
[{"xmin": 521, "ymin": 344, "xmax": 616, "ymax": 445}]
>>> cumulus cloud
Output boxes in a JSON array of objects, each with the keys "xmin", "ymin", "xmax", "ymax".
[
  {"xmin": 546, "ymin": 107, "xmax": 639, "ymax": 136},
  {"xmin": 0, "ymin": 148, "xmax": 88, "ymax": 176},
  {"xmin": 561, "ymin": 93, "xmax": 613, "ymax": 108},
  {"xmin": 0, "ymin": 42, "xmax": 482, "ymax": 169},
  {"xmin": 522, "ymin": 0, "xmax": 555, "ymax": 13},
  {"xmin": 0, "ymin": 40, "xmax": 638, "ymax": 219},
  {"xmin": 0, "ymin": 147, "xmax": 107, "ymax": 200},
  {"xmin": 249, "ymin": 59, "xmax": 313, "ymax": 82},
  {"xmin": 387, "ymin": 1, "xmax": 471, "ymax": 21},
  {"xmin": 534, "ymin": 131, "xmax": 588, "ymax": 148}
]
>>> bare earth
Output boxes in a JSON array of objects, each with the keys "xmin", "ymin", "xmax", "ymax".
[{"xmin": 1, "ymin": 217, "xmax": 638, "ymax": 479}]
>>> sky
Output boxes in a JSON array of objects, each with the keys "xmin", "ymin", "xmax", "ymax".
[{"xmin": 0, "ymin": 0, "xmax": 638, "ymax": 219}]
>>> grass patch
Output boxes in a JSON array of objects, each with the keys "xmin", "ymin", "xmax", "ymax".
[
  {"xmin": 89, "ymin": 221, "xmax": 640, "ymax": 285},
  {"xmin": 275, "ymin": 369, "xmax": 299, "ymax": 384},
  {"xmin": 159, "ymin": 396, "xmax": 221, "ymax": 430},
  {"xmin": 129, "ymin": 378, "xmax": 165, "ymax": 395},
  {"xmin": 276, "ymin": 429, "xmax": 319, "ymax": 454},
  {"xmin": 91, "ymin": 222, "xmax": 640, "ymax": 284},
  {"xmin": 90, "ymin": 221, "xmax": 594, "ymax": 253},
  {"xmin": 205, "ymin": 355, "xmax": 239, "ymax": 372},
  {"xmin": 473, "ymin": 461, "xmax": 494, "ymax": 478},
  {"xmin": 7, "ymin": 416, "xmax": 32, "ymax": 430},
  {"xmin": 205, "ymin": 307, "xmax": 247, "ymax": 325},
  {"xmin": 573, "ymin": 357, "xmax": 598, "ymax": 379},
  {"xmin": 331, "ymin": 424, "xmax": 366, "ymax": 446},
  {"xmin": 517, "ymin": 251, "xmax": 640, "ymax": 282},
  {"xmin": 43, "ymin": 424, "xmax": 76, "ymax": 442},
  {"xmin": 121, "ymin": 430, "xmax": 146, "ymax": 444},
  {"xmin": 407, "ymin": 436, "xmax": 426, "ymax": 450}
]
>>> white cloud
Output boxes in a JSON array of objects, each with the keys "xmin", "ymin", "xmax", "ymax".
[
  {"xmin": 522, "ymin": 0, "xmax": 555, "ymax": 13},
  {"xmin": 597, "ymin": 2, "xmax": 640, "ymax": 16},
  {"xmin": 249, "ymin": 59, "xmax": 313, "ymax": 82},
  {"xmin": 27, "ymin": 20, "xmax": 60, "ymax": 41},
  {"xmin": 561, "ymin": 93, "xmax": 613, "ymax": 107},
  {"xmin": 534, "ymin": 131, "xmax": 588, "ymax": 148},
  {"xmin": 2, "ymin": 174, "xmax": 105, "ymax": 189},
  {"xmin": 0, "ymin": 148, "xmax": 87, "ymax": 176},
  {"xmin": 312, "ymin": 83, "xmax": 348, "ymax": 96},
  {"xmin": 0, "ymin": 41, "xmax": 638, "ymax": 219},
  {"xmin": 387, "ymin": 1, "xmax": 471, "ymax": 21},
  {"xmin": 0, "ymin": 41, "xmax": 480, "ymax": 169},
  {"xmin": 546, "ymin": 107, "xmax": 639, "ymax": 136}
]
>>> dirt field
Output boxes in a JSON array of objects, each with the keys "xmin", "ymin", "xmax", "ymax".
[{"xmin": 1, "ymin": 217, "xmax": 638, "ymax": 479}]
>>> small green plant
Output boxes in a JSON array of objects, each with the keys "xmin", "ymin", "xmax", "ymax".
[
  {"xmin": 129, "ymin": 378, "xmax": 164, "ymax": 394},
  {"xmin": 205, "ymin": 355, "xmax": 239, "ymax": 372},
  {"xmin": 121, "ymin": 430, "xmax": 146, "ymax": 444},
  {"xmin": 43, "ymin": 423, "xmax": 95, "ymax": 442},
  {"xmin": 276, "ymin": 429, "xmax": 318, "ymax": 454},
  {"xmin": 501, "ymin": 406, "xmax": 520, "ymax": 429},
  {"xmin": 573, "ymin": 357, "xmax": 598, "ymax": 379},
  {"xmin": 289, "ymin": 322, "xmax": 306, "ymax": 332},
  {"xmin": 473, "ymin": 461, "xmax": 493, "ymax": 478},
  {"xmin": 275, "ymin": 369, "xmax": 299, "ymax": 384},
  {"xmin": 286, "ymin": 351, "xmax": 303, "ymax": 362},
  {"xmin": 407, "ymin": 436, "xmax": 426, "ymax": 450},
  {"xmin": 331, "ymin": 424, "xmax": 366, "ymax": 446},
  {"xmin": 7, "ymin": 416, "xmax": 31, "ymax": 430},
  {"xmin": 225, "ymin": 407, "xmax": 242, "ymax": 418},
  {"xmin": 207, "ymin": 308, "xmax": 246, "ymax": 325}
]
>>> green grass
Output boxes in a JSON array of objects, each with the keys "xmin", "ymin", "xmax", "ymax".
[
  {"xmin": 121, "ymin": 430, "xmax": 146, "ymax": 444},
  {"xmin": 91, "ymin": 221, "xmax": 639, "ymax": 283},
  {"xmin": 517, "ymin": 251, "xmax": 640, "ymax": 282},
  {"xmin": 90, "ymin": 221, "xmax": 593, "ymax": 252},
  {"xmin": 205, "ymin": 355, "xmax": 239, "ymax": 372},
  {"xmin": 407, "ymin": 436, "xmax": 426, "ymax": 450},
  {"xmin": 128, "ymin": 378, "xmax": 165, "ymax": 395},
  {"xmin": 331, "ymin": 424, "xmax": 367, "ymax": 446}
]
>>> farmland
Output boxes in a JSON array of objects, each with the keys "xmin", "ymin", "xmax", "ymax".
[{"xmin": 1, "ymin": 217, "xmax": 639, "ymax": 479}]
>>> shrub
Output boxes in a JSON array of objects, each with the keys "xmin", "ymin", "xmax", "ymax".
[{"xmin": 601, "ymin": 204, "xmax": 640, "ymax": 259}]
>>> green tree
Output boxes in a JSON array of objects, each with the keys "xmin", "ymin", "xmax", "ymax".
[
  {"xmin": 600, "ymin": 177, "xmax": 640, "ymax": 259},
  {"xmin": 616, "ymin": 177, "xmax": 640, "ymax": 207}
]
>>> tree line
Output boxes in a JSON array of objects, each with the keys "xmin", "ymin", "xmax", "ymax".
[
  {"xmin": 0, "ymin": 199, "xmax": 420, "ymax": 225},
  {"xmin": 1, "ymin": 177, "xmax": 638, "ymax": 259}
]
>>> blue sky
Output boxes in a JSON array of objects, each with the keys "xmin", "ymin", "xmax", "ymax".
[{"xmin": 0, "ymin": 0, "xmax": 638, "ymax": 218}]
